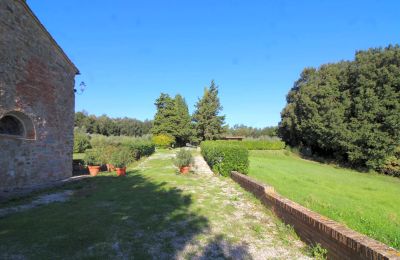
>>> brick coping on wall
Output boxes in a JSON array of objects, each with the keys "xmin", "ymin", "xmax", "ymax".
[{"xmin": 231, "ymin": 171, "xmax": 400, "ymax": 260}]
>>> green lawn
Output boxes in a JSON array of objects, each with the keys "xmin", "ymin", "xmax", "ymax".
[
  {"xmin": 0, "ymin": 150, "xmax": 308, "ymax": 259},
  {"xmin": 248, "ymin": 150, "xmax": 400, "ymax": 249}
]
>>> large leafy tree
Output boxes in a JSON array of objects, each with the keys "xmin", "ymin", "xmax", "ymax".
[
  {"xmin": 193, "ymin": 80, "xmax": 226, "ymax": 141},
  {"xmin": 279, "ymin": 45, "xmax": 400, "ymax": 174}
]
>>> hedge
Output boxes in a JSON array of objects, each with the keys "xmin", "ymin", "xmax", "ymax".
[
  {"xmin": 126, "ymin": 141, "xmax": 156, "ymax": 159},
  {"xmin": 215, "ymin": 140, "xmax": 285, "ymax": 150},
  {"xmin": 201, "ymin": 141, "xmax": 249, "ymax": 176},
  {"xmin": 88, "ymin": 135, "xmax": 155, "ymax": 163}
]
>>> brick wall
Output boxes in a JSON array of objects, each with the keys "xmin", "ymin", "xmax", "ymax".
[
  {"xmin": 0, "ymin": 0, "xmax": 77, "ymax": 191},
  {"xmin": 231, "ymin": 171, "xmax": 400, "ymax": 260}
]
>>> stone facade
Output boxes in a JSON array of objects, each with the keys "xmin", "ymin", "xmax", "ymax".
[{"xmin": 0, "ymin": 0, "xmax": 79, "ymax": 192}]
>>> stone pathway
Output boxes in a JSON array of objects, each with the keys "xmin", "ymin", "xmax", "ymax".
[
  {"xmin": 193, "ymin": 155, "xmax": 214, "ymax": 176},
  {"xmin": 140, "ymin": 152, "xmax": 311, "ymax": 259},
  {"xmin": 0, "ymin": 190, "xmax": 74, "ymax": 218}
]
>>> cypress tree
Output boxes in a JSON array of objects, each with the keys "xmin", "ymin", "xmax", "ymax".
[{"xmin": 193, "ymin": 80, "xmax": 226, "ymax": 141}]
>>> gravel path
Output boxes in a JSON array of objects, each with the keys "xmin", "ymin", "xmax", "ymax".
[
  {"xmin": 0, "ymin": 190, "xmax": 74, "ymax": 218},
  {"xmin": 193, "ymin": 155, "xmax": 214, "ymax": 176},
  {"xmin": 141, "ymin": 151, "xmax": 311, "ymax": 259}
]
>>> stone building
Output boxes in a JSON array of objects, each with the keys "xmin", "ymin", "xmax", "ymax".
[{"xmin": 0, "ymin": 0, "xmax": 79, "ymax": 192}]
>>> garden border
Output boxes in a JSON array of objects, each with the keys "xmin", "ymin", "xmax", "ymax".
[{"xmin": 231, "ymin": 171, "xmax": 400, "ymax": 260}]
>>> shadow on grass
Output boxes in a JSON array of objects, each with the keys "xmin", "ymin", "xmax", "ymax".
[
  {"xmin": 0, "ymin": 169, "xmax": 207, "ymax": 258},
  {"xmin": 197, "ymin": 234, "xmax": 253, "ymax": 260}
]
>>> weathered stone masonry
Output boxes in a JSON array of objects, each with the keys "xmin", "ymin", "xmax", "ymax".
[{"xmin": 0, "ymin": 0, "xmax": 79, "ymax": 192}]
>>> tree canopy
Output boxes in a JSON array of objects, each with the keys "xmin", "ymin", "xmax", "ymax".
[
  {"xmin": 75, "ymin": 111, "xmax": 152, "ymax": 137},
  {"xmin": 151, "ymin": 93, "xmax": 194, "ymax": 146},
  {"xmin": 193, "ymin": 80, "xmax": 226, "ymax": 141},
  {"xmin": 279, "ymin": 45, "xmax": 400, "ymax": 175}
]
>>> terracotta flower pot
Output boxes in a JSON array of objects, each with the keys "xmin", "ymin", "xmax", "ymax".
[
  {"xmin": 116, "ymin": 167, "xmax": 126, "ymax": 176},
  {"xmin": 88, "ymin": 165, "xmax": 101, "ymax": 176},
  {"xmin": 180, "ymin": 166, "xmax": 190, "ymax": 174},
  {"xmin": 106, "ymin": 164, "xmax": 115, "ymax": 172}
]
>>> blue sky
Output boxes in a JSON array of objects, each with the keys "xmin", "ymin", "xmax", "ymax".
[{"xmin": 28, "ymin": 0, "xmax": 400, "ymax": 127}]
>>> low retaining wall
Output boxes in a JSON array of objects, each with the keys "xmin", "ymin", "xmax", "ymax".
[{"xmin": 231, "ymin": 171, "xmax": 400, "ymax": 260}]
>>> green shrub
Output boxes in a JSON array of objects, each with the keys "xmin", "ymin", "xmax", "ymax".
[
  {"xmin": 215, "ymin": 140, "xmax": 285, "ymax": 150},
  {"xmin": 88, "ymin": 135, "xmax": 155, "ymax": 164},
  {"xmin": 201, "ymin": 141, "xmax": 249, "ymax": 176},
  {"xmin": 111, "ymin": 147, "xmax": 132, "ymax": 168},
  {"xmin": 152, "ymin": 134, "xmax": 175, "ymax": 148},
  {"xmin": 240, "ymin": 140, "xmax": 285, "ymax": 150},
  {"xmin": 99, "ymin": 145, "xmax": 118, "ymax": 164},
  {"xmin": 174, "ymin": 149, "xmax": 194, "ymax": 168},
  {"xmin": 73, "ymin": 129, "xmax": 91, "ymax": 153},
  {"xmin": 84, "ymin": 149, "xmax": 103, "ymax": 166},
  {"xmin": 380, "ymin": 146, "xmax": 400, "ymax": 177},
  {"xmin": 128, "ymin": 141, "xmax": 155, "ymax": 159}
]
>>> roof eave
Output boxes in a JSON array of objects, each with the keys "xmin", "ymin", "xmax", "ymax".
[{"xmin": 18, "ymin": 0, "xmax": 80, "ymax": 75}]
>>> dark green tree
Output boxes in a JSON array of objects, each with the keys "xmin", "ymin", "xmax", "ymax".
[
  {"xmin": 172, "ymin": 94, "xmax": 195, "ymax": 146},
  {"xmin": 193, "ymin": 80, "xmax": 226, "ymax": 141},
  {"xmin": 151, "ymin": 93, "xmax": 195, "ymax": 146},
  {"xmin": 279, "ymin": 45, "xmax": 400, "ymax": 174},
  {"xmin": 74, "ymin": 111, "xmax": 152, "ymax": 137},
  {"xmin": 151, "ymin": 93, "xmax": 176, "ymax": 138}
]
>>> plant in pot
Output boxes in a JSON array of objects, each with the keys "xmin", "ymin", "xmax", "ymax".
[
  {"xmin": 111, "ymin": 148, "xmax": 132, "ymax": 176},
  {"xmin": 102, "ymin": 145, "xmax": 117, "ymax": 172},
  {"xmin": 84, "ymin": 149, "xmax": 102, "ymax": 176},
  {"xmin": 174, "ymin": 149, "xmax": 193, "ymax": 174}
]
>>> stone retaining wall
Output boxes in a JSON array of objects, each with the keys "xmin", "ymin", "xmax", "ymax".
[{"xmin": 231, "ymin": 171, "xmax": 400, "ymax": 260}]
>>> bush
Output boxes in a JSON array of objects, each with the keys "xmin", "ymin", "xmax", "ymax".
[
  {"xmin": 89, "ymin": 135, "xmax": 155, "ymax": 162},
  {"xmin": 73, "ymin": 129, "xmax": 91, "ymax": 153},
  {"xmin": 201, "ymin": 141, "xmax": 249, "ymax": 176},
  {"xmin": 238, "ymin": 140, "xmax": 285, "ymax": 150},
  {"xmin": 127, "ymin": 141, "xmax": 156, "ymax": 159},
  {"xmin": 99, "ymin": 145, "xmax": 118, "ymax": 164},
  {"xmin": 111, "ymin": 147, "xmax": 133, "ymax": 168},
  {"xmin": 152, "ymin": 134, "xmax": 175, "ymax": 148},
  {"xmin": 84, "ymin": 149, "xmax": 103, "ymax": 166},
  {"xmin": 174, "ymin": 149, "xmax": 194, "ymax": 168},
  {"xmin": 380, "ymin": 146, "xmax": 400, "ymax": 177}
]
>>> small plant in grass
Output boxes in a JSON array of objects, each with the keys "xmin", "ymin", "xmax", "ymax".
[
  {"xmin": 84, "ymin": 149, "xmax": 103, "ymax": 176},
  {"xmin": 174, "ymin": 149, "xmax": 193, "ymax": 174},
  {"xmin": 309, "ymin": 243, "xmax": 328, "ymax": 259},
  {"xmin": 111, "ymin": 148, "xmax": 132, "ymax": 176}
]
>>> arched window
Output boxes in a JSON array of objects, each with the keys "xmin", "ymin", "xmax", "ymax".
[
  {"xmin": 0, "ymin": 111, "xmax": 36, "ymax": 140},
  {"xmin": 0, "ymin": 116, "xmax": 25, "ymax": 136}
]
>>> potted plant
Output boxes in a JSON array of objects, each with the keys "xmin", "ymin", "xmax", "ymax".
[
  {"xmin": 111, "ymin": 148, "xmax": 132, "ymax": 176},
  {"xmin": 84, "ymin": 149, "xmax": 102, "ymax": 176},
  {"xmin": 102, "ymin": 145, "xmax": 117, "ymax": 172},
  {"xmin": 174, "ymin": 149, "xmax": 194, "ymax": 174}
]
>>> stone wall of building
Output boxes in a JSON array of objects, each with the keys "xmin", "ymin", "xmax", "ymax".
[{"xmin": 0, "ymin": 0, "xmax": 78, "ymax": 191}]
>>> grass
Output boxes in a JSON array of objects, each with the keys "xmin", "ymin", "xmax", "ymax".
[
  {"xmin": 0, "ymin": 150, "xmax": 307, "ymax": 259},
  {"xmin": 248, "ymin": 150, "xmax": 400, "ymax": 249}
]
